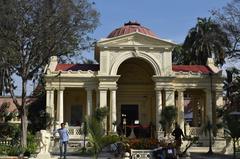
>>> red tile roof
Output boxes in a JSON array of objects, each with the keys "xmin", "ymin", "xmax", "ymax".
[
  {"xmin": 107, "ymin": 21, "xmax": 157, "ymax": 38},
  {"xmin": 172, "ymin": 65, "xmax": 212, "ymax": 74},
  {"xmin": 55, "ymin": 64, "xmax": 100, "ymax": 71},
  {"xmin": 55, "ymin": 64, "xmax": 212, "ymax": 74}
]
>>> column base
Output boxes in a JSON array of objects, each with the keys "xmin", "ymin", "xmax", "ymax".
[{"xmin": 108, "ymin": 131, "xmax": 118, "ymax": 135}]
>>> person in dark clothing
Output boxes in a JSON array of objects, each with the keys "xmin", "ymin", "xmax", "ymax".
[{"xmin": 172, "ymin": 123, "xmax": 184, "ymax": 154}]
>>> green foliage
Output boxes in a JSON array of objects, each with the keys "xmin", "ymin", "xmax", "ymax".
[
  {"xmin": 211, "ymin": 0, "xmax": 240, "ymax": 58},
  {"xmin": 0, "ymin": 0, "xmax": 99, "ymax": 147},
  {"xmin": 0, "ymin": 123, "xmax": 20, "ymax": 142},
  {"xmin": 127, "ymin": 138, "xmax": 159, "ymax": 149},
  {"xmin": 94, "ymin": 107, "xmax": 109, "ymax": 122},
  {"xmin": 86, "ymin": 107, "xmax": 120, "ymax": 158},
  {"xmin": 225, "ymin": 113, "xmax": 240, "ymax": 138},
  {"xmin": 28, "ymin": 92, "xmax": 52, "ymax": 133},
  {"xmin": 172, "ymin": 45, "xmax": 190, "ymax": 65},
  {"xmin": 159, "ymin": 106, "xmax": 177, "ymax": 135},
  {"xmin": 181, "ymin": 17, "xmax": 229, "ymax": 65},
  {"xmin": 0, "ymin": 145, "xmax": 24, "ymax": 156},
  {"xmin": 25, "ymin": 133, "xmax": 38, "ymax": 155}
]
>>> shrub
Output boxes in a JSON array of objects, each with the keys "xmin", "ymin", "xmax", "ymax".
[
  {"xmin": 127, "ymin": 138, "xmax": 159, "ymax": 149},
  {"xmin": 25, "ymin": 133, "xmax": 38, "ymax": 155}
]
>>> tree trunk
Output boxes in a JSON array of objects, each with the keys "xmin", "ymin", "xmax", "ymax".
[
  {"xmin": 233, "ymin": 138, "xmax": 236, "ymax": 159},
  {"xmin": 21, "ymin": 110, "xmax": 28, "ymax": 147},
  {"xmin": 20, "ymin": 78, "xmax": 28, "ymax": 148}
]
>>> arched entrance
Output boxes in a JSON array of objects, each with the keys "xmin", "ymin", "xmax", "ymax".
[{"xmin": 116, "ymin": 58, "xmax": 155, "ymax": 137}]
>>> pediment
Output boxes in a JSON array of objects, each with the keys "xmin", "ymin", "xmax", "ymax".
[{"xmin": 97, "ymin": 32, "xmax": 176, "ymax": 48}]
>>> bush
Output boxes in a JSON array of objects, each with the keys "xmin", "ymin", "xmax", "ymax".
[
  {"xmin": 0, "ymin": 145, "xmax": 24, "ymax": 156},
  {"xmin": 0, "ymin": 123, "xmax": 21, "ymax": 140},
  {"xmin": 25, "ymin": 133, "xmax": 38, "ymax": 155},
  {"xmin": 127, "ymin": 138, "xmax": 159, "ymax": 149}
]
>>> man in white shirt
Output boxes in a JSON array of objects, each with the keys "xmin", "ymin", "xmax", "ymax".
[{"xmin": 57, "ymin": 123, "xmax": 69, "ymax": 159}]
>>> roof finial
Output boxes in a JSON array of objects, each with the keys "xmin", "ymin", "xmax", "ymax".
[{"xmin": 124, "ymin": 21, "xmax": 140, "ymax": 26}]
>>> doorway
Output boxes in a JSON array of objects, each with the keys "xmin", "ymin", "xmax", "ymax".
[
  {"xmin": 121, "ymin": 104, "xmax": 139, "ymax": 125},
  {"xmin": 70, "ymin": 105, "xmax": 82, "ymax": 126},
  {"xmin": 121, "ymin": 104, "xmax": 139, "ymax": 137}
]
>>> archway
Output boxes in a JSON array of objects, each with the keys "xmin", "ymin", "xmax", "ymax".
[{"xmin": 116, "ymin": 58, "xmax": 155, "ymax": 138}]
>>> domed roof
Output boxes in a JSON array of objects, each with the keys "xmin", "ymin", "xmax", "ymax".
[{"xmin": 107, "ymin": 21, "xmax": 157, "ymax": 38}]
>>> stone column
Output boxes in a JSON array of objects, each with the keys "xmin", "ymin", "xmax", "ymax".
[
  {"xmin": 46, "ymin": 89, "xmax": 51, "ymax": 115},
  {"xmin": 57, "ymin": 88, "xmax": 64, "ymax": 124},
  {"xmin": 205, "ymin": 89, "xmax": 213, "ymax": 124},
  {"xmin": 99, "ymin": 89, "xmax": 107, "ymax": 108},
  {"xmin": 215, "ymin": 90, "xmax": 224, "ymax": 137},
  {"xmin": 155, "ymin": 90, "xmax": 162, "ymax": 138},
  {"xmin": 216, "ymin": 90, "xmax": 223, "ymax": 108},
  {"xmin": 46, "ymin": 89, "xmax": 54, "ymax": 118},
  {"xmin": 110, "ymin": 89, "xmax": 117, "ymax": 133},
  {"xmin": 165, "ymin": 89, "xmax": 175, "ymax": 106},
  {"xmin": 177, "ymin": 89, "xmax": 185, "ymax": 132},
  {"xmin": 86, "ymin": 88, "xmax": 93, "ymax": 117},
  {"xmin": 99, "ymin": 89, "xmax": 108, "ymax": 133}
]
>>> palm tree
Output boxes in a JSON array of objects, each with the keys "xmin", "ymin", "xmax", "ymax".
[
  {"xmin": 159, "ymin": 106, "xmax": 177, "ymax": 137},
  {"xmin": 183, "ymin": 17, "xmax": 229, "ymax": 65}
]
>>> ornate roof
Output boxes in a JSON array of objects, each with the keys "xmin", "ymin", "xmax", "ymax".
[
  {"xmin": 107, "ymin": 21, "xmax": 157, "ymax": 38},
  {"xmin": 55, "ymin": 64, "xmax": 212, "ymax": 74},
  {"xmin": 172, "ymin": 65, "xmax": 212, "ymax": 74},
  {"xmin": 55, "ymin": 64, "xmax": 99, "ymax": 71}
]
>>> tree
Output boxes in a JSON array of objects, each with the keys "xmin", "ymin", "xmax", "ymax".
[
  {"xmin": 0, "ymin": 0, "xmax": 99, "ymax": 148},
  {"xmin": 225, "ymin": 112, "xmax": 240, "ymax": 159},
  {"xmin": 86, "ymin": 107, "xmax": 119, "ymax": 159},
  {"xmin": 159, "ymin": 106, "xmax": 177, "ymax": 137},
  {"xmin": 220, "ymin": 68, "xmax": 240, "ymax": 158},
  {"xmin": 212, "ymin": 0, "xmax": 240, "ymax": 58},
  {"xmin": 182, "ymin": 17, "xmax": 229, "ymax": 65}
]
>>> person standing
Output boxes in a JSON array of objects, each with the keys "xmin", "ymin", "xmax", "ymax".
[
  {"xmin": 172, "ymin": 123, "xmax": 184, "ymax": 155},
  {"xmin": 57, "ymin": 123, "xmax": 69, "ymax": 159}
]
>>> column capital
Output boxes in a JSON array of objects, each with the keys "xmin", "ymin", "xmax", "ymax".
[
  {"xmin": 109, "ymin": 87, "xmax": 118, "ymax": 91},
  {"xmin": 57, "ymin": 87, "xmax": 65, "ymax": 91},
  {"xmin": 164, "ymin": 88, "xmax": 175, "ymax": 92},
  {"xmin": 85, "ymin": 87, "xmax": 94, "ymax": 91},
  {"xmin": 45, "ymin": 87, "xmax": 54, "ymax": 91},
  {"xmin": 176, "ymin": 88, "xmax": 186, "ymax": 92},
  {"xmin": 203, "ymin": 88, "xmax": 211, "ymax": 93}
]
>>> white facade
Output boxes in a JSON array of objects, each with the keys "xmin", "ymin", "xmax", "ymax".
[{"xmin": 45, "ymin": 28, "xmax": 224, "ymax": 138}]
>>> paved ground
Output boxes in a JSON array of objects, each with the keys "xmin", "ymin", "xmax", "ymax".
[{"xmin": 50, "ymin": 152, "xmax": 234, "ymax": 159}]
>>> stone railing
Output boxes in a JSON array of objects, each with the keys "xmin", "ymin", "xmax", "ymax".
[
  {"xmin": 0, "ymin": 138, "xmax": 12, "ymax": 146},
  {"xmin": 186, "ymin": 127, "xmax": 201, "ymax": 137},
  {"xmin": 130, "ymin": 149, "xmax": 153, "ymax": 159},
  {"xmin": 67, "ymin": 126, "xmax": 82, "ymax": 139}
]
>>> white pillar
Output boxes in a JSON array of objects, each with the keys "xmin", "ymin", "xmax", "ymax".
[
  {"xmin": 177, "ymin": 89, "xmax": 185, "ymax": 131},
  {"xmin": 99, "ymin": 89, "xmax": 108, "ymax": 133},
  {"xmin": 99, "ymin": 89, "xmax": 107, "ymax": 108},
  {"xmin": 165, "ymin": 89, "xmax": 175, "ymax": 106},
  {"xmin": 110, "ymin": 89, "xmax": 117, "ymax": 133},
  {"xmin": 57, "ymin": 89, "xmax": 64, "ymax": 124},
  {"xmin": 155, "ymin": 90, "xmax": 162, "ymax": 132},
  {"xmin": 216, "ymin": 90, "xmax": 223, "ymax": 108},
  {"xmin": 46, "ymin": 90, "xmax": 51, "ymax": 114},
  {"xmin": 46, "ymin": 89, "xmax": 54, "ymax": 118},
  {"xmin": 86, "ymin": 88, "xmax": 93, "ymax": 117},
  {"xmin": 205, "ymin": 89, "xmax": 213, "ymax": 123}
]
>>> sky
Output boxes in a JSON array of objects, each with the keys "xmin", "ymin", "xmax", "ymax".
[
  {"xmin": 13, "ymin": 0, "xmax": 239, "ymax": 95},
  {"xmin": 83, "ymin": 0, "xmax": 231, "ymax": 60}
]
